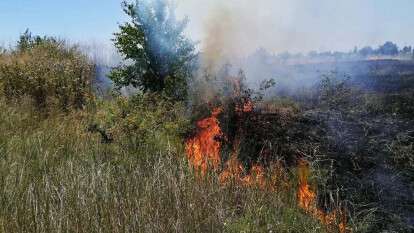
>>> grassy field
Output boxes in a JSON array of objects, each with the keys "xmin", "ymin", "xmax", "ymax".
[
  {"xmin": 1, "ymin": 73, "xmax": 413, "ymax": 232},
  {"xmin": 0, "ymin": 98, "xmax": 327, "ymax": 233},
  {"xmin": 1, "ymin": 38, "xmax": 413, "ymax": 232}
]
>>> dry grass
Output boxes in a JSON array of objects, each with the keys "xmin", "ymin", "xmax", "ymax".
[{"xmin": 0, "ymin": 98, "xmax": 325, "ymax": 233}]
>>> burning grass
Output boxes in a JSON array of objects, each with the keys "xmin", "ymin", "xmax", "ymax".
[
  {"xmin": 185, "ymin": 100, "xmax": 349, "ymax": 232},
  {"xmin": 185, "ymin": 107, "xmax": 223, "ymax": 175},
  {"xmin": 0, "ymin": 96, "xmax": 327, "ymax": 233},
  {"xmin": 1, "ymin": 68, "xmax": 413, "ymax": 232}
]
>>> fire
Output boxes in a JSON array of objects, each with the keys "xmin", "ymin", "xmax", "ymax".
[
  {"xmin": 185, "ymin": 100, "xmax": 348, "ymax": 232},
  {"xmin": 218, "ymin": 100, "xmax": 269, "ymax": 188},
  {"xmin": 235, "ymin": 99, "xmax": 253, "ymax": 113},
  {"xmin": 185, "ymin": 101, "xmax": 268, "ymax": 188},
  {"xmin": 185, "ymin": 107, "xmax": 223, "ymax": 175},
  {"xmin": 297, "ymin": 159, "xmax": 348, "ymax": 233},
  {"xmin": 297, "ymin": 159, "xmax": 317, "ymax": 210},
  {"xmin": 219, "ymin": 155, "xmax": 267, "ymax": 189}
]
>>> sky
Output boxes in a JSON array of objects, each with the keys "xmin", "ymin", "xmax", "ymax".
[
  {"xmin": 1, "ymin": 0, "xmax": 413, "ymax": 54},
  {"xmin": 0, "ymin": 0, "xmax": 127, "ymax": 45}
]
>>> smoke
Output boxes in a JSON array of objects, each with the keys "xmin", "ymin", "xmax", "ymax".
[
  {"xmin": 79, "ymin": 41, "xmax": 121, "ymax": 67},
  {"xmin": 174, "ymin": 0, "xmax": 414, "ymax": 93},
  {"xmin": 201, "ymin": 6, "xmax": 237, "ymax": 71},
  {"xmin": 178, "ymin": 0, "xmax": 294, "ymax": 60},
  {"xmin": 181, "ymin": 0, "xmax": 327, "ymax": 97},
  {"xmin": 177, "ymin": 2, "xmax": 414, "ymax": 229},
  {"xmin": 136, "ymin": 0, "xmax": 180, "ymax": 58},
  {"xmin": 177, "ymin": 0, "xmax": 412, "ymax": 57}
]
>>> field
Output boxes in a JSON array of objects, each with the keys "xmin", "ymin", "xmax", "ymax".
[
  {"xmin": 0, "ymin": 97, "xmax": 328, "ymax": 233},
  {"xmin": 0, "ymin": 58, "xmax": 413, "ymax": 233},
  {"xmin": 1, "ymin": 23, "xmax": 414, "ymax": 233}
]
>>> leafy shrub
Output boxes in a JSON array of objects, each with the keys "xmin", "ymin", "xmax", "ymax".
[
  {"xmin": 93, "ymin": 93, "xmax": 190, "ymax": 155},
  {"xmin": 0, "ymin": 32, "xmax": 94, "ymax": 111},
  {"xmin": 317, "ymin": 74, "xmax": 355, "ymax": 110}
]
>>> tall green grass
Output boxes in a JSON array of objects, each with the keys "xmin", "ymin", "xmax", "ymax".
[{"xmin": 0, "ymin": 98, "xmax": 325, "ymax": 233}]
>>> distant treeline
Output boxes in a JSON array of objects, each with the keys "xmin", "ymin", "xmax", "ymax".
[{"xmin": 250, "ymin": 41, "xmax": 414, "ymax": 65}]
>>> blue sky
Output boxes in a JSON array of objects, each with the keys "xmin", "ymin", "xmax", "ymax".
[
  {"xmin": 0, "ymin": 0, "xmax": 127, "ymax": 44},
  {"xmin": 1, "ymin": 0, "xmax": 413, "ymax": 53}
]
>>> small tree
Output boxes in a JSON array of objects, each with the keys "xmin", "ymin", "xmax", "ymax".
[
  {"xmin": 401, "ymin": 46, "xmax": 412, "ymax": 55},
  {"xmin": 110, "ymin": 0, "xmax": 196, "ymax": 101},
  {"xmin": 377, "ymin": 41, "xmax": 399, "ymax": 56},
  {"xmin": 359, "ymin": 46, "xmax": 374, "ymax": 57}
]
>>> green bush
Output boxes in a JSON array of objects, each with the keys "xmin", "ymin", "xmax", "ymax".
[
  {"xmin": 318, "ymin": 74, "xmax": 355, "ymax": 111},
  {"xmin": 0, "ymin": 33, "xmax": 94, "ymax": 111},
  {"xmin": 92, "ymin": 93, "xmax": 190, "ymax": 155}
]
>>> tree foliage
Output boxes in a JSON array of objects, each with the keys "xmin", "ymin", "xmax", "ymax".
[
  {"xmin": 17, "ymin": 30, "xmax": 58, "ymax": 52},
  {"xmin": 110, "ymin": 0, "xmax": 196, "ymax": 101},
  {"xmin": 377, "ymin": 41, "xmax": 399, "ymax": 56}
]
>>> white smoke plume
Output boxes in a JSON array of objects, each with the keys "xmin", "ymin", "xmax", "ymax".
[{"xmin": 176, "ymin": 0, "xmax": 412, "ymax": 58}]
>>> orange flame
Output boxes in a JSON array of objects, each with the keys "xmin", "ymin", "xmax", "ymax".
[
  {"xmin": 185, "ymin": 103, "xmax": 347, "ymax": 233},
  {"xmin": 185, "ymin": 102, "xmax": 268, "ymax": 188},
  {"xmin": 297, "ymin": 160, "xmax": 317, "ymax": 210},
  {"xmin": 222, "ymin": 136, "xmax": 269, "ymax": 189},
  {"xmin": 297, "ymin": 159, "xmax": 348, "ymax": 233},
  {"xmin": 185, "ymin": 107, "xmax": 223, "ymax": 175},
  {"xmin": 219, "ymin": 155, "xmax": 268, "ymax": 189},
  {"xmin": 235, "ymin": 100, "xmax": 254, "ymax": 113}
]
